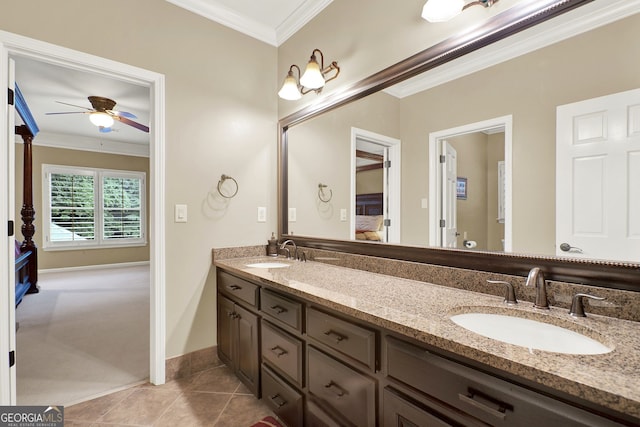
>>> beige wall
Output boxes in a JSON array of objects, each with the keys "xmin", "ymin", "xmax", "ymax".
[
  {"xmin": 287, "ymin": 90, "xmax": 399, "ymax": 239},
  {"xmin": 356, "ymin": 169, "xmax": 383, "ymax": 195},
  {"xmin": 278, "ymin": 0, "xmax": 526, "ymax": 118},
  {"xmin": 1, "ymin": 0, "xmax": 277, "ymax": 358},
  {"xmin": 14, "ymin": 144, "xmax": 150, "ymax": 269},
  {"xmin": 449, "ymin": 133, "xmax": 489, "ymax": 251},
  {"xmin": 399, "ymin": 14, "xmax": 640, "ymax": 254}
]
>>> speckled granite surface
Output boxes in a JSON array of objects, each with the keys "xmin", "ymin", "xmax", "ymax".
[{"xmin": 214, "ymin": 255, "xmax": 640, "ymax": 421}]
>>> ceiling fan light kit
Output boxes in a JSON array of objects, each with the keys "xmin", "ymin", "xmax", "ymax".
[
  {"xmin": 89, "ymin": 111, "xmax": 114, "ymax": 128},
  {"xmin": 46, "ymin": 95, "xmax": 149, "ymax": 133},
  {"xmin": 421, "ymin": 0, "xmax": 499, "ymax": 22}
]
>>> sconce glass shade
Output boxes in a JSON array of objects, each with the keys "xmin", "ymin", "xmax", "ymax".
[
  {"xmin": 300, "ymin": 56, "xmax": 325, "ymax": 90},
  {"xmin": 422, "ymin": 0, "xmax": 464, "ymax": 22},
  {"xmin": 89, "ymin": 111, "xmax": 114, "ymax": 128},
  {"xmin": 278, "ymin": 72, "xmax": 302, "ymax": 100}
]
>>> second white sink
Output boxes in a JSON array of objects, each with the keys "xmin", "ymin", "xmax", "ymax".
[
  {"xmin": 450, "ymin": 312, "xmax": 612, "ymax": 355},
  {"xmin": 245, "ymin": 262, "xmax": 291, "ymax": 269}
]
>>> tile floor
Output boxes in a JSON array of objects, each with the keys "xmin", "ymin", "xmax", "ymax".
[{"xmin": 64, "ymin": 365, "xmax": 276, "ymax": 426}]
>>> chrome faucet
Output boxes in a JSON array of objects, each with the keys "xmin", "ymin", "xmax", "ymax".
[
  {"xmin": 525, "ymin": 267, "xmax": 549, "ymax": 309},
  {"xmin": 279, "ymin": 239, "xmax": 297, "ymax": 260}
]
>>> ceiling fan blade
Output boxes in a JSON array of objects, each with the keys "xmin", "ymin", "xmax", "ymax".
[
  {"xmin": 55, "ymin": 100, "xmax": 93, "ymax": 111},
  {"xmin": 114, "ymin": 115, "xmax": 149, "ymax": 133},
  {"xmin": 110, "ymin": 110, "xmax": 137, "ymax": 119},
  {"xmin": 45, "ymin": 111, "xmax": 87, "ymax": 115}
]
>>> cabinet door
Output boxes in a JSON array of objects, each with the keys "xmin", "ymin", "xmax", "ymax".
[
  {"xmin": 217, "ymin": 294, "xmax": 235, "ymax": 367},
  {"xmin": 235, "ymin": 303, "xmax": 260, "ymax": 395}
]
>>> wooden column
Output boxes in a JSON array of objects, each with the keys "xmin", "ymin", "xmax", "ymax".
[{"xmin": 16, "ymin": 125, "xmax": 38, "ymax": 293}]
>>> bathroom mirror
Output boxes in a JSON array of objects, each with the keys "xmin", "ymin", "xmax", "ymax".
[{"xmin": 278, "ymin": 0, "xmax": 640, "ymax": 290}]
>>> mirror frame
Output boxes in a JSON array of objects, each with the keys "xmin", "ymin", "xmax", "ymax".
[{"xmin": 278, "ymin": 0, "xmax": 640, "ymax": 292}]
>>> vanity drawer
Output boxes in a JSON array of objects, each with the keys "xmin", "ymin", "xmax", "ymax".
[
  {"xmin": 261, "ymin": 320, "xmax": 303, "ymax": 387},
  {"xmin": 385, "ymin": 336, "xmax": 624, "ymax": 427},
  {"xmin": 307, "ymin": 307, "xmax": 376, "ymax": 370},
  {"xmin": 261, "ymin": 364, "xmax": 303, "ymax": 427},
  {"xmin": 261, "ymin": 288, "xmax": 303, "ymax": 331},
  {"xmin": 218, "ymin": 271, "xmax": 258, "ymax": 307},
  {"xmin": 307, "ymin": 346, "xmax": 376, "ymax": 427}
]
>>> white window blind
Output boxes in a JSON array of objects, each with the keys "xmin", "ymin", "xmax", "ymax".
[{"xmin": 43, "ymin": 165, "xmax": 146, "ymax": 250}]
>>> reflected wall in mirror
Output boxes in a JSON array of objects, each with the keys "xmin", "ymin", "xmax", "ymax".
[{"xmin": 287, "ymin": 9, "xmax": 640, "ymax": 264}]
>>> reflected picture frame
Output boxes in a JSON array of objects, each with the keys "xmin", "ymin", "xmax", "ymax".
[{"xmin": 456, "ymin": 177, "xmax": 467, "ymax": 200}]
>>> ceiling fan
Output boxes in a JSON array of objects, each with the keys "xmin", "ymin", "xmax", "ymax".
[{"xmin": 46, "ymin": 96, "xmax": 149, "ymax": 133}]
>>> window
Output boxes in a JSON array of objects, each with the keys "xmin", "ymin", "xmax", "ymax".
[{"xmin": 43, "ymin": 165, "xmax": 146, "ymax": 250}]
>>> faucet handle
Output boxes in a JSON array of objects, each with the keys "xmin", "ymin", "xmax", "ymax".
[
  {"xmin": 569, "ymin": 293, "xmax": 605, "ymax": 317},
  {"xmin": 487, "ymin": 280, "xmax": 518, "ymax": 305}
]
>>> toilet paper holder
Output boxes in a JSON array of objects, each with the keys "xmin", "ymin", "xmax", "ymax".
[{"xmin": 463, "ymin": 240, "xmax": 477, "ymax": 249}]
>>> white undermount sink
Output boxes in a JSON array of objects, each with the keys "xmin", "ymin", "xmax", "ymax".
[
  {"xmin": 450, "ymin": 312, "xmax": 612, "ymax": 355},
  {"xmin": 245, "ymin": 262, "xmax": 290, "ymax": 269}
]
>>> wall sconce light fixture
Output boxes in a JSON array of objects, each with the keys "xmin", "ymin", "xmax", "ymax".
[
  {"xmin": 421, "ymin": 0, "xmax": 499, "ymax": 23},
  {"xmin": 278, "ymin": 49, "xmax": 340, "ymax": 101}
]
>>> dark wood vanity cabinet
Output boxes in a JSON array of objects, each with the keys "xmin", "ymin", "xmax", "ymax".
[
  {"xmin": 216, "ymin": 272, "xmax": 260, "ymax": 396},
  {"xmin": 217, "ymin": 268, "xmax": 632, "ymax": 427}
]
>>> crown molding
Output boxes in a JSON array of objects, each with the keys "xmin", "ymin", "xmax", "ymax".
[
  {"xmin": 166, "ymin": 0, "xmax": 332, "ymax": 46},
  {"xmin": 166, "ymin": 0, "xmax": 278, "ymax": 45},
  {"xmin": 276, "ymin": 0, "xmax": 333, "ymax": 45},
  {"xmin": 16, "ymin": 131, "xmax": 150, "ymax": 158}
]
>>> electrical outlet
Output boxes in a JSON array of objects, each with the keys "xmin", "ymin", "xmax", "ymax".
[
  {"xmin": 257, "ymin": 207, "xmax": 267, "ymax": 222},
  {"xmin": 289, "ymin": 207, "xmax": 297, "ymax": 222},
  {"xmin": 340, "ymin": 208, "xmax": 347, "ymax": 221}
]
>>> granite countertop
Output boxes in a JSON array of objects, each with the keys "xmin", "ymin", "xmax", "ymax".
[{"xmin": 214, "ymin": 256, "xmax": 640, "ymax": 420}]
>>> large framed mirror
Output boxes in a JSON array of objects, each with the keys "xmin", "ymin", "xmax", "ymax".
[{"xmin": 278, "ymin": 0, "xmax": 640, "ymax": 291}]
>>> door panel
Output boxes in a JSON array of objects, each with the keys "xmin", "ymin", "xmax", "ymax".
[
  {"xmin": 557, "ymin": 88, "xmax": 640, "ymax": 261},
  {"xmin": 441, "ymin": 141, "xmax": 458, "ymax": 248}
]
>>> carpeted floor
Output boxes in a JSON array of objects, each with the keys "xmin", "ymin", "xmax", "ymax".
[{"xmin": 15, "ymin": 264, "xmax": 150, "ymax": 406}]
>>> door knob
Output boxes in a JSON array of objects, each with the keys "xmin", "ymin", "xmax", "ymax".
[{"xmin": 559, "ymin": 243, "xmax": 583, "ymax": 253}]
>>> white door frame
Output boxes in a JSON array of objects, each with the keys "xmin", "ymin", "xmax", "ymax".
[
  {"xmin": 0, "ymin": 30, "xmax": 166, "ymax": 404},
  {"xmin": 428, "ymin": 115, "xmax": 512, "ymax": 251},
  {"xmin": 350, "ymin": 127, "xmax": 401, "ymax": 243}
]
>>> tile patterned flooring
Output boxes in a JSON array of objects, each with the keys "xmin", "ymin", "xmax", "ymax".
[{"xmin": 64, "ymin": 365, "xmax": 276, "ymax": 426}]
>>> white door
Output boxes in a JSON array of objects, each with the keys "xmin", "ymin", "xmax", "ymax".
[
  {"xmin": 441, "ymin": 140, "xmax": 458, "ymax": 248},
  {"xmin": 556, "ymin": 88, "xmax": 640, "ymax": 261},
  {"xmin": 1, "ymin": 57, "xmax": 17, "ymax": 404}
]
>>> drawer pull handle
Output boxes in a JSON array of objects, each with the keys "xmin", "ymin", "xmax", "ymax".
[
  {"xmin": 228, "ymin": 285, "xmax": 241, "ymax": 291},
  {"xmin": 270, "ymin": 346, "xmax": 288, "ymax": 358},
  {"xmin": 324, "ymin": 380, "xmax": 347, "ymax": 398},
  {"xmin": 270, "ymin": 393, "xmax": 287, "ymax": 408},
  {"xmin": 458, "ymin": 389, "xmax": 509, "ymax": 420},
  {"xmin": 271, "ymin": 305, "xmax": 287, "ymax": 314},
  {"xmin": 323, "ymin": 330, "xmax": 346, "ymax": 343}
]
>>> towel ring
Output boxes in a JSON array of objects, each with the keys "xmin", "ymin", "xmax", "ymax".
[
  {"xmin": 217, "ymin": 174, "xmax": 239, "ymax": 198},
  {"xmin": 318, "ymin": 183, "xmax": 332, "ymax": 203}
]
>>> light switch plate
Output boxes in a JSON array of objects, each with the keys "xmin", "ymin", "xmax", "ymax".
[
  {"xmin": 421, "ymin": 198, "xmax": 428, "ymax": 209},
  {"xmin": 257, "ymin": 207, "xmax": 267, "ymax": 222},
  {"xmin": 175, "ymin": 204, "xmax": 187, "ymax": 223},
  {"xmin": 340, "ymin": 208, "xmax": 347, "ymax": 221},
  {"xmin": 289, "ymin": 207, "xmax": 297, "ymax": 222}
]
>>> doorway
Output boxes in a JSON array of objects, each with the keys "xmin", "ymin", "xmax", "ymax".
[
  {"xmin": 350, "ymin": 128, "xmax": 401, "ymax": 243},
  {"xmin": 1, "ymin": 31, "xmax": 166, "ymax": 405},
  {"xmin": 428, "ymin": 116, "xmax": 512, "ymax": 251}
]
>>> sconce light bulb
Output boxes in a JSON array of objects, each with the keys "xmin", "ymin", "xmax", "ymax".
[
  {"xmin": 278, "ymin": 71, "xmax": 302, "ymax": 100},
  {"xmin": 300, "ymin": 55, "xmax": 325, "ymax": 90},
  {"xmin": 89, "ymin": 111, "xmax": 114, "ymax": 128},
  {"xmin": 422, "ymin": 0, "xmax": 464, "ymax": 22}
]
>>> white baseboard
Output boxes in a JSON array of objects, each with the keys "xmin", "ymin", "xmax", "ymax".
[{"xmin": 39, "ymin": 261, "xmax": 150, "ymax": 275}]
